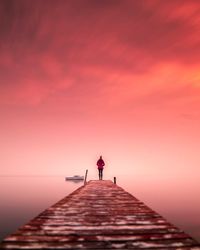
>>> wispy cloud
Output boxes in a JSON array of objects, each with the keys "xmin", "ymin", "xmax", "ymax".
[{"xmin": 0, "ymin": 0, "xmax": 200, "ymax": 110}]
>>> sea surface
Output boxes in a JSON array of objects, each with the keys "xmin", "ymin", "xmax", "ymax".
[{"xmin": 0, "ymin": 176, "xmax": 200, "ymax": 242}]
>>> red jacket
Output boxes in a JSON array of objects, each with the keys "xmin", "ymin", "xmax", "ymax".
[{"xmin": 97, "ymin": 159, "xmax": 105, "ymax": 169}]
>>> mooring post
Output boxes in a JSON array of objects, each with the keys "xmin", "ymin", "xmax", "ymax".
[
  {"xmin": 84, "ymin": 169, "xmax": 88, "ymax": 185},
  {"xmin": 114, "ymin": 177, "xmax": 116, "ymax": 184}
]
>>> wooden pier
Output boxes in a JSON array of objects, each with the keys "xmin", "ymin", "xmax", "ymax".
[{"xmin": 1, "ymin": 180, "xmax": 200, "ymax": 249}]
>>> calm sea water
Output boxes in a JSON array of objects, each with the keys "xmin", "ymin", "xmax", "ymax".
[{"xmin": 0, "ymin": 176, "xmax": 200, "ymax": 242}]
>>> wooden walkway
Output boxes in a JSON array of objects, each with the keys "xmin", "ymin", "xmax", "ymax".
[{"xmin": 1, "ymin": 180, "xmax": 200, "ymax": 249}]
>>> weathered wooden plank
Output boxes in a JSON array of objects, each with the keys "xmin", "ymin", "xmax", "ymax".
[{"xmin": 1, "ymin": 180, "xmax": 200, "ymax": 249}]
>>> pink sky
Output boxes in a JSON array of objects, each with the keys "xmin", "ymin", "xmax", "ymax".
[{"xmin": 1, "ymin": 0, "xmax": 200, "ymax": 181}]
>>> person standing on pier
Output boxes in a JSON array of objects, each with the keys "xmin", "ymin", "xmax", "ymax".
[{"xmin": 97, "ymin": 156, "xmax": 105, "ymax": 180}]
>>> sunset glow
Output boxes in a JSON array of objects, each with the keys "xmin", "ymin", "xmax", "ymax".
[{"xmin": 0, "ymin": 0, "xmax": 200, "ymax": 180}]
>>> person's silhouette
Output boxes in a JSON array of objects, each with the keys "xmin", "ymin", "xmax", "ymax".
[{"xmin": 97, "ymin": 156, "xmax": 105, "ymax": 180}]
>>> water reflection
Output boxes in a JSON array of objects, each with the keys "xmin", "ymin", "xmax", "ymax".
[{"xmin": 65, "ymin": 179, "xmax": 84, "ymax": 183}]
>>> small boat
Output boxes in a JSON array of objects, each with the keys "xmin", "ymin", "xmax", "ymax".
[{"xmin": 65, "ymin": 175, "xmax": 84, "ymax": 181}]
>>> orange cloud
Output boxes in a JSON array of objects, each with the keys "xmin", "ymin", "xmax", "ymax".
[{"xmin": 0, "ymin": 0, "xmax": 200, "ymax": 110}]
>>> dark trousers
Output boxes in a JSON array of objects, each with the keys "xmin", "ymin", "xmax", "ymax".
[{"xmin": 98, "ymin": 169, "xmax": 103, "ymax": 180}]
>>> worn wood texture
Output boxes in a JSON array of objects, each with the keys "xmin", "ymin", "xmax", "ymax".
[{"xmin": 1, "ymin": 180, "xmax": 200, "ymax": 249}]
